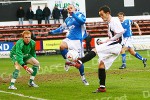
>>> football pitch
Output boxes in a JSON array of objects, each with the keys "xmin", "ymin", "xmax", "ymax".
[{"xmin": 0, "ymin": 50, "xmax": 150, "ymax": 100}]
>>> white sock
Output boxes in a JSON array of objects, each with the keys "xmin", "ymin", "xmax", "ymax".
[
  {"xmin": 100, "ymin": 85, "xmax": 105, "ymax": 88},
  {"xmin": 11, "ymin": 79, "xmax": 16, "ymax": 84},
  {"xmin": 81, "ymin": 75, "xmax": 85, "ymax": 80},
  {"xmin": 30, "ymin": 76, "xmax": 35, "ymax": 81}
]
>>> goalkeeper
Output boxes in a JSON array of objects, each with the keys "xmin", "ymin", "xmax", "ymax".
[{"xmin": 8, "ymin": 30, "xmax": 40, "ymax": 90}]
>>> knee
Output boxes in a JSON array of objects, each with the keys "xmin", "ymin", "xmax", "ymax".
[
  {"xmin": 60, "ymin": 42, "xmax": 68, "ymax": 50},
  {"xmin": 60, "ymin": 45, "xmax": 65, "ymax": 50},
  {"xmin": 129, "ymin": 50, "xmax": 136, "ymax": 55},
  {"xmin": 14, "ymin": 62, "xmax": 21, "ymax": 70},
  {"xmin": 120, "ymin": 47, "xmax": 126, "ymax": 54},
  {"xmin": 91, "ymin": 48, "xmax": 97, "ymax": 54},
  {"xmin": 120, "ymin": 50, "xmax": 124, "ymax": 54},
  {"xmin": 130, "ymin": 52, "xmax": 135, "ymax": 56},
  {"xmin": 34, "ymin": 61, "xmax": 40, "ymax": 67},
  {"xmin": 99, "ymin": 61, "xmax": 105, "ymax": 69}
]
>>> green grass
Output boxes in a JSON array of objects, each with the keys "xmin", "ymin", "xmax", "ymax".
[{"xmin": 0, "ymin": 50, "xmax": 150, "ymax": 100}]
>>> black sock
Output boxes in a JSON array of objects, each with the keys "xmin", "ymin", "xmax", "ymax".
[
  {"xmin": 80, "ymin": 51, "xmax": 96, "ymax": 63},
  {"xmin": 98, "ymin": 68, "xmax": 106, "ymax": 87}
]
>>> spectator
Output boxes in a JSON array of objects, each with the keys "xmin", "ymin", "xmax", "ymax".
[
  {"xmin": 43, "ymin": 4, "xmax": 51, "ymax": 24},
  {"xmin": 61, "ymin": 7, "xmax": 68, "ymax": 22},
  {"xmin": 16, "ymin": 6, "xmax": 25, "ymax": 25},
  {"xmin": 26, "ymin": 6, "xmax": 34, "ymax": 24},
  {"xmin": 36, "ymin": 6, "xmax": 43, "ymax": 24},
  {"xmin": 52, "ymin": 6, "xmax": 61, "ymax": 24}
]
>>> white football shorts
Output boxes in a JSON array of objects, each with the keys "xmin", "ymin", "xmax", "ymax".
[
  {"xmin": 63, "ymin": 38, "xmax": 84, "ymax": 58},
  {"xmin": 96, "ymin": 41, "xmax": 122, "ymax": 70},
  {"xmin": 121, "ymin": 37, "xmax": 133, "ymax": 48}
]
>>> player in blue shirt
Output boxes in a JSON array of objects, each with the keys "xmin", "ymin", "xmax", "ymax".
[
  {"xmin": 117, "ymin": 12, "xmax": 147, "ymax": 69},
  {"xmin": 49, "ymin": 4, "xmax": 89, "ymax": 85}
]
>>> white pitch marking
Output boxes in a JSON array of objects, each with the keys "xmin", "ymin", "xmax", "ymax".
[{"xmin": 0, "ymin": 90, "xmax": 47, "ymax": 100}]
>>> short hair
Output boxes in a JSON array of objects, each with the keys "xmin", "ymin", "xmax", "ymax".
[
  {"xmin": 118, "ymin": 12, "xmax": 125, "ymax": 16},
  {"xmin": 21, "ymin": 30, "xmax": 31, "ymax": 37},
  {"xmin": 99, "ymin": 5, "xmax": 111, "ymax": 14},
  {"xmin": 68, "ymin": 4, "xmax": 75, "ymax": 8}
]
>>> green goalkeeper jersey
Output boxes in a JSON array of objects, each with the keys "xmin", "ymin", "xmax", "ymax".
[{"xmin": 10, "ymin": 39, "xmax": 36, "ymax": 66}]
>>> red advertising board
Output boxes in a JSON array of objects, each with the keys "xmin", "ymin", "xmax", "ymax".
[
  {"xmin": 83, "ymin": 38, "xmax": 95, "ymax": 48},
  {"xmin": 35, "ymin": 41, "xmax": 41, "ymax": 51}
]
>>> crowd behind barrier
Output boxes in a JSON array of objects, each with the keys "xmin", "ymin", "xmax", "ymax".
[{"xmin": 0, "ymin": 19, "xmax": 149, "ymax": 42}]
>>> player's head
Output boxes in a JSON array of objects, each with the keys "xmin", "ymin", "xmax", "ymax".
[
  {"xmin": 21, "ymin": 30, "xmax": 31, "ymax": 44},
  {"xmin": 118, "ymin": 12, "xmax": 125, "ymax": 22},
  {"xmin": 67, "ymin": 4, "xmax": 76, "ymax": 15},
  {"xmin": 99, "ymin": 5, "xmax": 111, "ymax": 22},
  {"xmin": 19, "ymin": 6, "xmax": 23, "ymax": 9}
]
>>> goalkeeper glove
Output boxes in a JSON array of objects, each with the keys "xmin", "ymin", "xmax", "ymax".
[{"xmin": 23, "ymin": 65, "xmax": 33, "ymax": 75}]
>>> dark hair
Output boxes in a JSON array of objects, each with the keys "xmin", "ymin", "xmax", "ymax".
[
  {"xmin": 99, "ymin": 5, "xmax": 111, "ymax": 14},
  {"xmin": 117, "ymin": 12, "xmax": 125, "ymax": 16}
]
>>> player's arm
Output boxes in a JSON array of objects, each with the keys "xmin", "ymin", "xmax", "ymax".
[
  {"xmin": 16, "ymin": 42, "xmax": 25, "ymax": 66},
  {"xmin": 16, "ymin": 42, "xmax": 33, "ymax": 74},
  {"xmin": 133, "ymin": 21, "xmax": 142, "ymax": 35},
  {"xmin": 30, "ymin": 41, "xmax": 36, "ymax": 58},
  {"xmin": 49, "ymin": 23, "xmax": 67, "ymax": 34},
  {"xmin": 110, "ymin": 32, "xmax": 123, "ymax": 41},
  {"xmin": 107, "ymin": 28, "xmax": 112, "ymax": 39},
  {"xmin": 72, "ymin": 12, "xmax": 86, "ymax": 25},
  {"xmin": 107, "ymin": 20, "xmax": 124, "ymax": 42}
]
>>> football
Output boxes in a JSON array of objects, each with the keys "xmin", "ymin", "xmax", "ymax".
[{"xmin": 66, "ymin": 50, "xmax": 79, "ymax": 61}]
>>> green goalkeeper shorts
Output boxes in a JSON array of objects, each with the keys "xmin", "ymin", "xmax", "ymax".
[{"xmin": 10, "ymin": 54, "xmax": 33, "ymax": 64}]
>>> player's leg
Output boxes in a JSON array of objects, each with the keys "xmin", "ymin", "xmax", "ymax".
[
  {"xmin": 60, "ymin": 41, "xmax": 68, "ymax": 59},
  {"xmin": 93, "ymin": 61, "xmax": 106, "ymax": 93},
  {"xmin": 128, "ymin": 48, "xmax": 147, "ymax": 67},
  {"xmin": 60, "ymin": 40, "xmax": 75, "ymax": 71},
  {"xmin": 60, "ymin": 40, "xmax": 70, "ymax": 71},
  {"xmin": 119, "ymin": 47, "xmax": 127, "ymax": 69},
  {"xmin": 74, "ymin": 48, "xmax": 97, "ymax": 69},
  {"xmin": 78, "ymin": 46, "xmax": 89, "ymax": 85},
  {"xmin": 78, "ymin": 64, "xmax": 89, "ymax": 85},
  {"xmin": 26, "ymin": 57, "xmax": 40, "ymax": 87},
  {"xmin": 8, "ymin": 62, "xmax": 21, "ymax": 90},
  {"xmin": 93, "ymin": 42, "xmax": 122, "ymax": 93}
]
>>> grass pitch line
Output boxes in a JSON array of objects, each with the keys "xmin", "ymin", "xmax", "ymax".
[{"xmin": 0, "ymin": 90, "xmax": 47, "ymax": 100}]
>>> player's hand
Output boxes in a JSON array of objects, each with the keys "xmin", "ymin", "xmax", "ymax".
[
  {"xmin": 139, "ymin": 31, "xmax": 142, "ymax": 35},
  {"xmin": 38, "ymin": 65, "xmax": 41, "ymax": 71},
  {"xmin": 69, "ymin": 11, "xmax": 75, "ymax": 16},
  {"xmin": 96, "ymin": 39, "xmax": 103, "ymax": 45},
  {"xmin": 103, "ymin": 39, "xmax": 110, "ymax": 43},
  {"xmin": 23, "ymin": 65, "xmax": 33, "ymax": 75}
]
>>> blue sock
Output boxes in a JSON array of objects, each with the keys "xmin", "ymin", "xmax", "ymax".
[
  {"xmin": 122, "ymin": 54, "xmax": 126, "ymax": 65},
  {"xmin": 78, "ymin": 64, "xmax": 84, "ymax": 76},
  {"xmin": 135, "ymin": 52, "xmax": 143, "ymax": 60},
  {"xmin": 60, "ymin": 49, "xmax": 68, "ymax": 59}
]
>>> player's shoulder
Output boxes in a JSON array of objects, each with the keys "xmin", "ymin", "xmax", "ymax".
[
  {"xmin": 16, "ymin": 39, "xmax": 23, "ymax": 44},
  {"xmin": 75, "ymin": 11, "xmax": 82, "ymax": 14},
  {"xmin": 16, "ymin": 39, "xmax": 24, "ymax": 47},
  {"xmin": 75, "ymin": 11, "xmax": 85, "ymax": 16},
  {"xmin": 124, "ymin": 19, "xmax": 132, "ymax": 22},
  {"xmin": 31, "ymin": 39, "xmax": 35, "ymax": 43},
  {"xmin": 110, "ymin": 17, "xmax": 120, "ymax": 24},
  {"xmin": 30, "ymin": 39, "xmax": 36, "ymax": 45}
]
